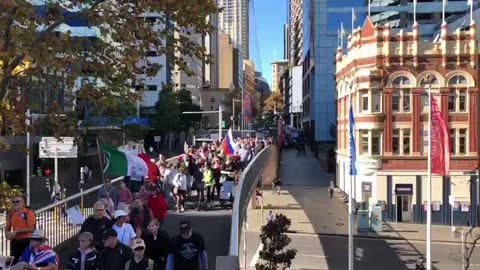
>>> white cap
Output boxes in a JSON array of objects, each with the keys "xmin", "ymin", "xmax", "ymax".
[{"xmin": 114, "ymin": 210, "xmax": 128, "ymax": 219}]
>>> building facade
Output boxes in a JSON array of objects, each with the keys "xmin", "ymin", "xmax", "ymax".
[
  {"xmin": 289, "ymin": 0, "xmax": 304, "ymax": 66},
  {"xmin": 271, "ymin": 60, "xmax": 288, "ymax": 93},
  {"xmin": 335, "ymin": 17, "xmax": 479, "ymax": 226},
  {"xmin": 244, "ymin": 59, "xmax": 258, "ymax": 120},
  {"xmin": 256, "ymin": 72, "xmax": 272, "ymax": 110},
  {"xmin": 302, "ymin": 0, "xmax": 365, "ymax": 143},
  {"xmin": 218, "ymin": 0, "xmax": 249, "ymax": 59}
]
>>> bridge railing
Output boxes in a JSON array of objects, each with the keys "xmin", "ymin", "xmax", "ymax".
[
  {"xmin": 0, "ymin": 154, "xmax": 181, "ymax": 256},
  {"xmin": 228, "ymin": 145, "xmax": 279, "ymax": 256}
]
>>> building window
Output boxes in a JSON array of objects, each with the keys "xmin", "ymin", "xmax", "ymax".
[
  {"xmin": 449, "ymin": 89, "xmax": 467, "ymax": 112},
  {"xmin": 372, "ymin": 130, "xmax": 381, "ymax": 155},
  {"xmin": 403, "ymin": 129, "xmax": 411, "ymax": 155},
  {"xmin": 361, "ymin": 130, "xmax": 369, "ymax": 154},
  {"xmin": 360, "ymin": 90, "xmax": 368, "ymax": 112},
  {"xmin": 459, "ymin": 128, "xmax": 467, "ymax": 155},
  {"xmin": 459, "ymin": 90, "xmax": 467, "ymax": 111},
  {"xmin": 210, "ymin": 97, "xmax": 215, "ymax": 103},
  {"xmin": 372, "ymin": 90, "xmax": 381, "ymax": 112},
  {"xmin": 450, "ymin": 129, "xmax": 455, "ymax": 154},
  {"xmin": 392, "ymin": 76, "xmax": 412, "ymax": 113},
  {"xmin": 392, "ymin": 128, "xmax": 412, "ymax": 155},
  {"xmin": 146, "ymin": 85, "xmax": 157, "ymax": 91}
]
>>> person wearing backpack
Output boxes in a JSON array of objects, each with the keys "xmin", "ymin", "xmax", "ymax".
[
  {"xmin": 5, "ymin": 194, "xmax": 36, "ymax": 264},
  {"xmin": 125, "ymin": 238, "xmax": 156, "ymax": 270}
]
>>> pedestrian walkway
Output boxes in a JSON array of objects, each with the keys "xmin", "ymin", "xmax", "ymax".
[{"xmin": 248, "ymin": 148, "xmax": 478, "ymax": 244}]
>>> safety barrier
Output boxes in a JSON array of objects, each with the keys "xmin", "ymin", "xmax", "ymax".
[
  {"xmin": 0, "ymin": 154, "xmax": 181, "ymax": 256},
  {"xmin": 228, "ymin": 145, "xmax": 279, "ymax": 256}
]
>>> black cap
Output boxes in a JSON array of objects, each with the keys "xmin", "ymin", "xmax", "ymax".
[
  {"xmin": 102, "ymin": 228, "xmax": 117, "ymax": 239},
  {"xmin": 179, "ymin": 220, "xmax": 191, "ymax": 233}
]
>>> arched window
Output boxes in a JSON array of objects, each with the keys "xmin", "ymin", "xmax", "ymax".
[
  {"xmin": 448, "ymin": 75, "xmax": 468, "ymax": 113},
  {"xmin": 392, "ymin": 76, "xmax": 412, "ymax": 113}
]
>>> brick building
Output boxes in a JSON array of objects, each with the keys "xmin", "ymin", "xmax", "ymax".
[{"xmin": 335, "ymin": 17, "xmax": 479, "ymax": 226}]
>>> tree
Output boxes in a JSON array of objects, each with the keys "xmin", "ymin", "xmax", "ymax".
[
  {"xmin": 176, "ymin": 89, "xmax": 202, "ymax": 131},
  {"xmin": 0, "ymin": 0, "xmax": 219, "ymax": 138},
  {"xmin": 0, "ymin": 182, "xmax": 23, "ymax": 210},
  {"xmin": 255, "ymin": 214, "xmax": 297, "ymax": 270},
  {"xmin": 263, "ymin": 92, "xmax": 285, "ymax": 115},
  {"xmin": 155, "ymin": 86, "xmax": 181, "ymax": 133},
  {"xmin": 462, "ymin": 227, "xmax": 480, "ymax": 270}
]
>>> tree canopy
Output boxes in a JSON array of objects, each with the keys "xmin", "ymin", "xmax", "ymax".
[
  {"xmin": 263, "ymin": 91, "xmax": 285, "ymax": 114},
  {"xmin": 0, "ymin": 0, "xmax": 218, "ymax": 137}
]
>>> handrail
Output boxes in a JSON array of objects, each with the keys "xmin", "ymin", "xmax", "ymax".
[{"xmin": 229, "ymin": 145, "xmax": 278, "ymax": 256}]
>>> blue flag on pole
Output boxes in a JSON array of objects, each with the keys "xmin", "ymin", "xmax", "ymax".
[{"xmin": 349, "ymin": 101, "xmax": 357, "ymax": 176}]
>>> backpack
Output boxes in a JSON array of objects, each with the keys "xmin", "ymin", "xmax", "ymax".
[{"xmin": 125, "ymin": 258, "xmax": 154, "ymax": 270}]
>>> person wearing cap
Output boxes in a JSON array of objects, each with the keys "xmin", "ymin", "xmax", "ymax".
[
  {"xmin": 112, "ymin": 210, "xmax": 136, "ymax": 246},
  {"xmin": 80, "ymin": 202, "xmax": 112, "ymax": 250},
  {"xmin": 125, "ymin": 238, "xmax": 156, "ymax": 270},
  {"xmin": 166, "ymin": 221, "xmax": 208, "ymax": 270},
  {"xmin": 17, "ymin": 229, "xmax": 59, "ymax": 270},
  {"xmin": 66, "ymin": 232, "xmax": 98, "ymax": 270},
  {"xmin": 96, "ymin": 229, "xmax": 132, "ymax": 270}
]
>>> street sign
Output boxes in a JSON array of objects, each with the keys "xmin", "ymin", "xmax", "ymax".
[
  {"xmin": 154, "ymin": 136, "xmax": 161, "ymax": 142},
  {"xmin": 39, "ymin": 137, "xmax": 77, "ymax": 159}
]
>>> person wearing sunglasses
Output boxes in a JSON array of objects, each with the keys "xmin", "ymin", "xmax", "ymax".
[
  {"xmin": 96, "ymin": 229, "xmax": 132, "ymax": 270},
  {"xmin": 125, "ymin": 238, "xmax": 156, "ymax": 270},
  {"xmin": 5, "ymin": 195, "xmax": 36, "ymax": 264}
]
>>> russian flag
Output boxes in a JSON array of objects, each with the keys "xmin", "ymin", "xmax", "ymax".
[{"xmin": 222, "ymin": 128, "xmax": 237, "ymax": 156}]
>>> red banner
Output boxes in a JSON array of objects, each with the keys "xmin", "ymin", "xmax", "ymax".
[{"xmin": 430, "ymin": 94, "xmax": 450, "ymax": 176}]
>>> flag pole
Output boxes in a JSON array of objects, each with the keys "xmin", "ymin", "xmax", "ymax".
[
  {"xmin": 368, "ymin": 0, "xmax": 371, "ymax": 17},
  {"xmin": 426, "ymin": 84, "xmax": 432, "ymax": 270},
  {"xmin": 471, "ymin": 0, "xmax": 474, "ymax": 24},
  {"xmin": 352, "ymin": 8, "xmax": 355, "ymax": 32},
  {"xmin": 341, "ymin": 22, "xmax": 344, "ymax": 49},
  {"xmin": 442, "ymin": 0, "xmax": 446, "ymax": 23},
  {"xmin": 414, "ymin": 0, "xmax": 417, "ymax": 22},
  {"xmin": 348, "ymin": 85, "xmax": 354, "ymax": 270},
  {"xmin": 96, "ymin": 138, "xmax": 106, "ymax": 182}
]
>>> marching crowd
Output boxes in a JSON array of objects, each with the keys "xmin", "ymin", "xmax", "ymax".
[{"xmin": 5, "ymin": 136, "xmax": 271, "ymax": 270}]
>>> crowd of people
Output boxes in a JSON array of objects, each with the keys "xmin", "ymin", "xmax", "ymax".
[{"xmin": 5, "ymin": 136, "xmax": 272, "ymax": 270}]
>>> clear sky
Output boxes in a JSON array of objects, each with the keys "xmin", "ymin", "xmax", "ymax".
[{"xmin": 249, "ymin": 0, "xmax": 288, "ymax": 87}]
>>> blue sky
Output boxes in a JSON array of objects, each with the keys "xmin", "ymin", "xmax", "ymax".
[{"xmin": 249, "ymin": 0, "xmax": 288, "ymax": 87}]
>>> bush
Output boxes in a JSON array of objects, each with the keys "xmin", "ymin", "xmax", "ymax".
[{"xmin": 255, "ymin": 213, "xmax": 297, "ymax": 270}]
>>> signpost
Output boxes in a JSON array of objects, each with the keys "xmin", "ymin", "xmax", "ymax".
[{"xmin": 39, "ymin": 137, "xmax": 77, "ymax": 220}]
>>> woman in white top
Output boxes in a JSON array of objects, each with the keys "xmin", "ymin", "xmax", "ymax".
[
  {"xmin": 173, "ymin": 165, "xmax": 188, "ymax": 213},
  {"xmin": 112, "ymin": 210, "xmax": 136, "ymax": 246}
]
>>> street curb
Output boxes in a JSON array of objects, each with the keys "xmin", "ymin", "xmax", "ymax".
[{"xmin": 248, "ymin": 228, "xmax": 467, "ymax": 244}]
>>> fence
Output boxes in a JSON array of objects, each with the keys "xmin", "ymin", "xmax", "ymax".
[
  {"xmin": 228, "ymin": 145, "xmax": 279, "ymax": 256},
  {"xmin": 0, "ymin": 154, "xmax": 181, "ymax": 256}
]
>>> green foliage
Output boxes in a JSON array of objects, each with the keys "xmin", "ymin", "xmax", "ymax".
[
  {"xmin": 176, "ymin": 89, "xmax": 202, "ymax": 131},
  {"xmin": 255, "ymin": 214, "xmax": 297, "ymax": 270},
  {"xmin": 0, "ymin": 182, "xmax": 23, "ymax": 210},
  {"xmin": 0, "ymin": 0, "xmax": 219, "ymax": 138},
  {"xmin": 155, "ymin": 87, "xmax": 181, "ymax": 133}
]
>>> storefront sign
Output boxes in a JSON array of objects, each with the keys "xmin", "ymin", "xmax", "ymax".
[
  {"xmin": 355, "ymin": 157, "xmax": 382, "ymax": 176},
  {"xmin": 362, "ymin": 182, "xmax": 372, "ymax": 193},
  {"xmin": 395, "ymin": 184, "xmax": 413, "ymax": 195}
]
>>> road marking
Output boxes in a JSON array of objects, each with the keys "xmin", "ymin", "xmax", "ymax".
[{"xmin": 249, "ymin": 243, "xmax": 263, "ymax": 267}]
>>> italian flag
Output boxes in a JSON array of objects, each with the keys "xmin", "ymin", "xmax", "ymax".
[{"xmin": 99, "ymin": 144, "xmax": 159, "ymax": 180}]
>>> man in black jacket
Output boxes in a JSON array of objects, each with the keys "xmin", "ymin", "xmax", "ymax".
[
  {"xmin": 80, "ymin": 202, "xmax": 112, "ymax": 250},
  {"xmin": 96, "ymin": 229, "xmax": 132, "ymax": 270}
]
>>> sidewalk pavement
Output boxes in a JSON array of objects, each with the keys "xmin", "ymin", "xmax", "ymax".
[{"xmin": 247, "ymin": 149, "xmax": 479, "ymax": 244}]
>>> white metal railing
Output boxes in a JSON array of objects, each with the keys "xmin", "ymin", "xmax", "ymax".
[
  {"xmin": 0, "ymin": 154, "xmax": 181, "ymax": 256},
  {"xmin": 228, "ymin": 145, "xmax": 279, "ymax": 256}
]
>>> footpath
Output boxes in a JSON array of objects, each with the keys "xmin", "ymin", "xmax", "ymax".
[{"xmin": 247, "ymin": 149, "xmax": 477, "ymax": 244}]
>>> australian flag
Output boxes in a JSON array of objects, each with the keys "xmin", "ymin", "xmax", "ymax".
[{"xmin": 349, "ymin": 100, "xmax": 357, "ymax": 176}]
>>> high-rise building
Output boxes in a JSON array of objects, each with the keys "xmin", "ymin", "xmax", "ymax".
[
  {"xmin": 369, "ymin": 0, "xmax": 474, "ymax": 33},
  {"xmin": 289, "ymin": 0, "xmax": 303, "ymax": 66},
  {"xmin": 271, "ymin": 60, "xmax": 288, "ymax": 93},
  {"xmin": 218, "ymin": 0, "xmax": 249, "ymax": 59},
  {"xmin": 302, "ymin": 0, "xmax": 365, "ymax": 143}
]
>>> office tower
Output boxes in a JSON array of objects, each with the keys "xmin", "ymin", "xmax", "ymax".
[{"xmin": 218, "ymin": 0, "xmax": 249, "ymax": 59}]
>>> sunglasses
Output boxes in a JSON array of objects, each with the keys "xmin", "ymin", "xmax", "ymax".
[
  {"xmin": 12, "ymin": 200, "xmax": 21, "ymax": 203},
  {"xmin": 134, "ymin": 247, "xmax": 145, "ymax": 251},
  {"xmin": 31, "ymin": 238, "xmax": 43, "ymax": 242}
]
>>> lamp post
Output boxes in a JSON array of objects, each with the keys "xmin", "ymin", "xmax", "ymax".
[
  {"xmin": 183, "ymin": 106, "xmax": 223, "ymax": 142},
  {"xmin": 424, "ymin": 74, "xmax": 434, "ymax": 270}
]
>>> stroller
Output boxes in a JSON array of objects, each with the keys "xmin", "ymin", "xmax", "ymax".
[{"xmin": 219, "ymin": 181, "xmax": 235, "ymax": 207}]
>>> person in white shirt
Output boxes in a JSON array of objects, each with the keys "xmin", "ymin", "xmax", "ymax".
[
  {"xmin": 112, "ymin": 210, "xmax": 136, "ymax": 246},
  {"xmin": 173, "ymin": 166, "xmax": 188, "ymax": 213}
]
